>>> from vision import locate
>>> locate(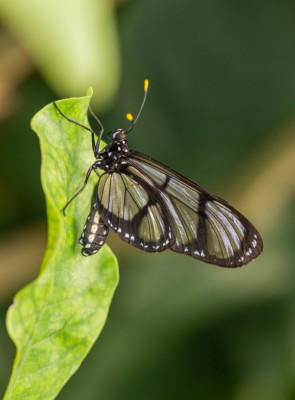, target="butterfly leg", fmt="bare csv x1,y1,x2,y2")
62,163,99,215
79,204,109,256
53,101,97,155
88,105,104,157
